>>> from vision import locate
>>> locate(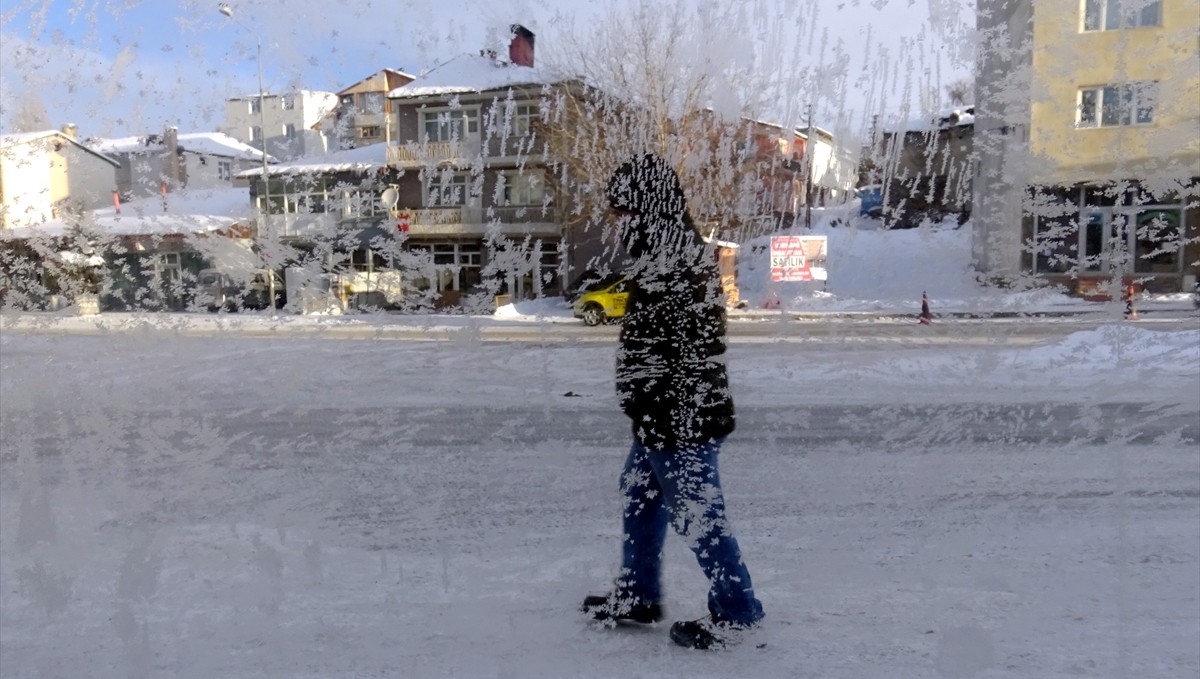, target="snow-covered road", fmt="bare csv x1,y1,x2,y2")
1,328,1197,678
